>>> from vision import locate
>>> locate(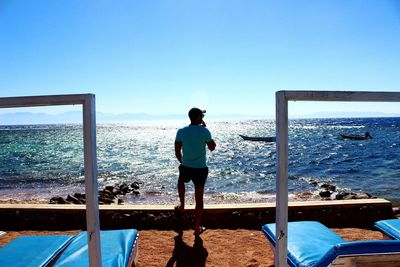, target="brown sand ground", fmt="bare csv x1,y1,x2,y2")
0,227,383,267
